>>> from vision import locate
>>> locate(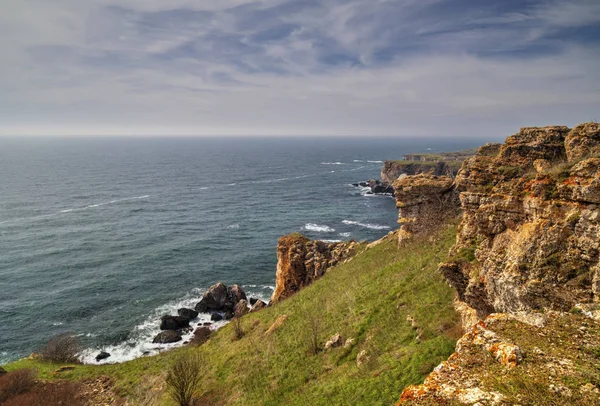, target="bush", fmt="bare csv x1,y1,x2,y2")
2,381,83,406
166,353,204,406
40,333,80,363
305,313,321,355
0,369,36,403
